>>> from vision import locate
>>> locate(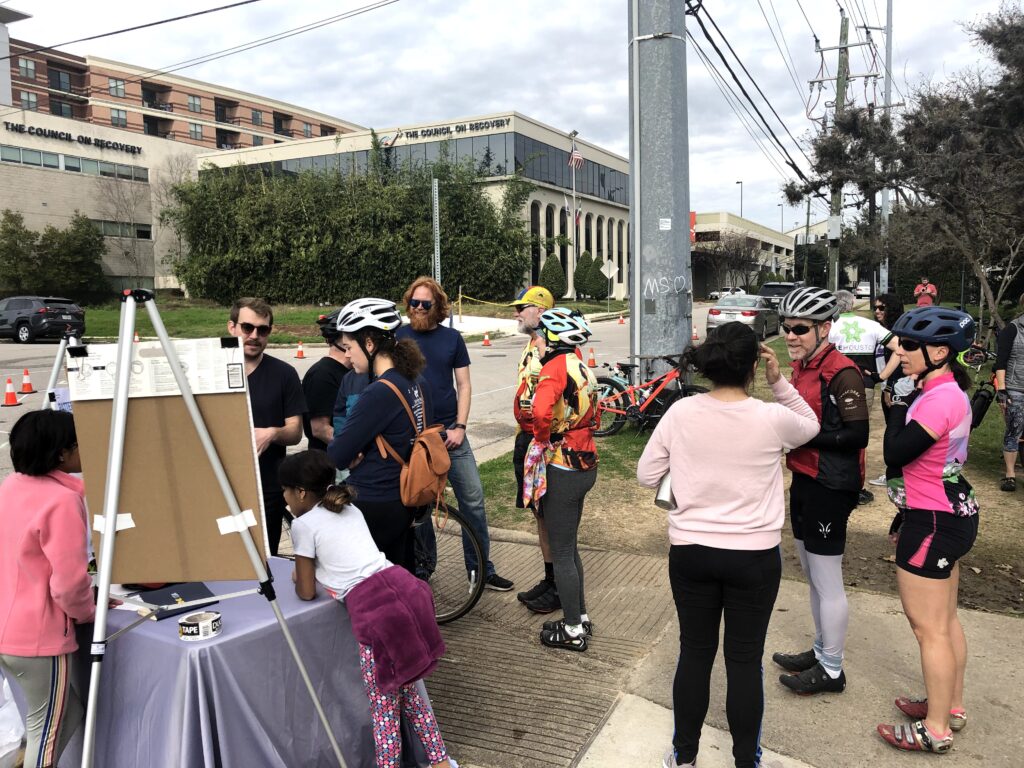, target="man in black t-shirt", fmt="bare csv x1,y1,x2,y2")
302,309,350,452
228,297,306,556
